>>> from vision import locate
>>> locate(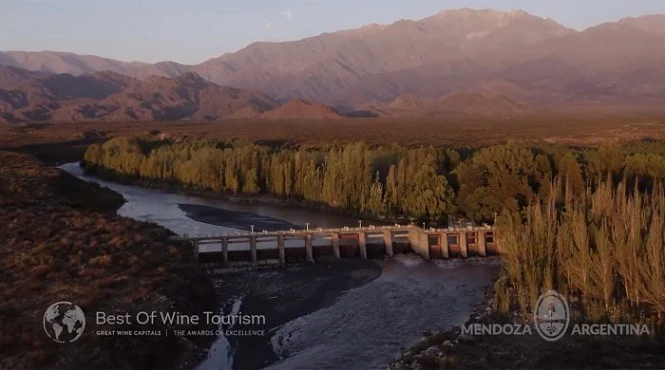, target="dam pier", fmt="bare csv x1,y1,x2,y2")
174,225,498,269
